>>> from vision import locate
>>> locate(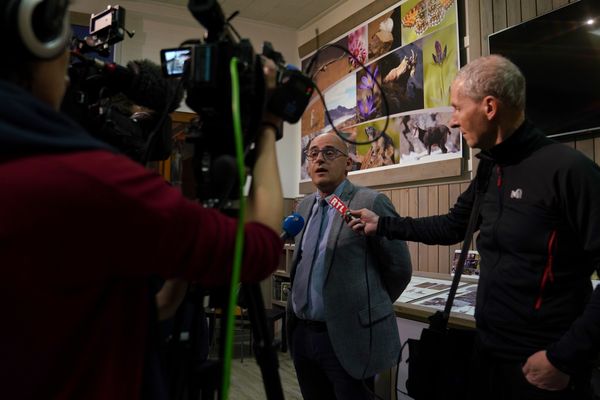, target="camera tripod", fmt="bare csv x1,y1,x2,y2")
165,283,285,400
